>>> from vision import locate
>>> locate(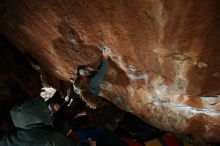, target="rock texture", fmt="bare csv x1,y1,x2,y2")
0,0,220,145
